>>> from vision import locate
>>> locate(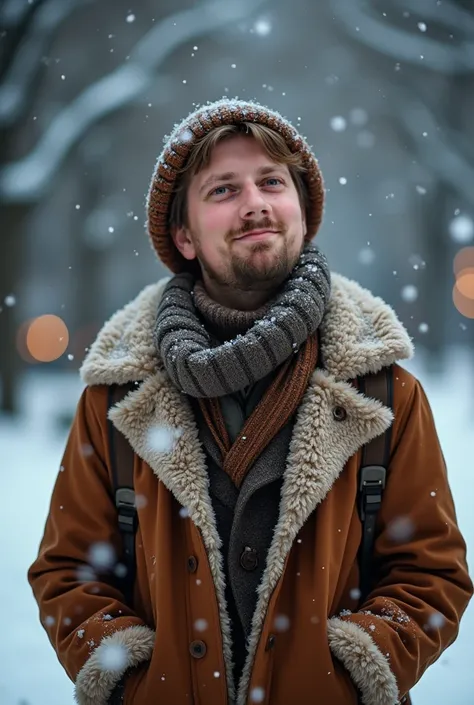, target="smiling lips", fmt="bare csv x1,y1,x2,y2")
236,229,279,242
